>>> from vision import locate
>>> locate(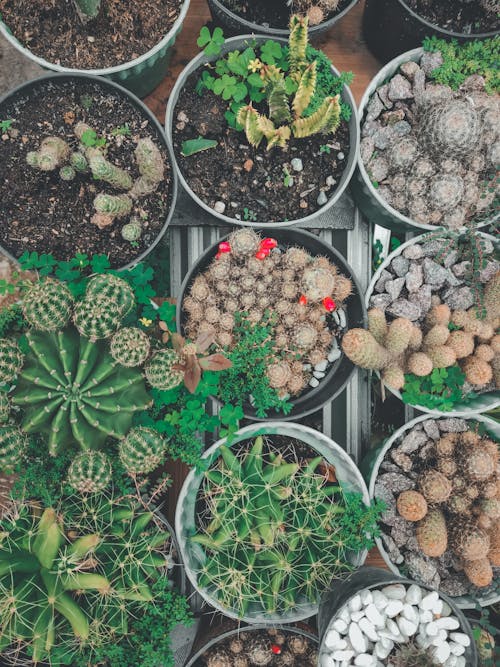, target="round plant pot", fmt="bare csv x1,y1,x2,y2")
0,73,178,272
318,566,478,665
165,35,359,228
158,510,187,597
361,415,500,609
351,47,499,234
176,228,366,421
207,0,360,39
362,0,499,65
365,233,500,415
0,0,191,98
185,623,318,666
175,421,371,624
